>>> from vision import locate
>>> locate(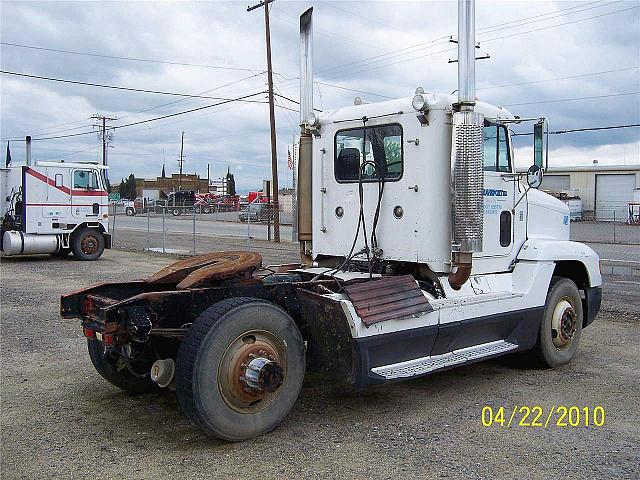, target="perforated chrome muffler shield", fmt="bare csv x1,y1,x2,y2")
451,110,484,253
